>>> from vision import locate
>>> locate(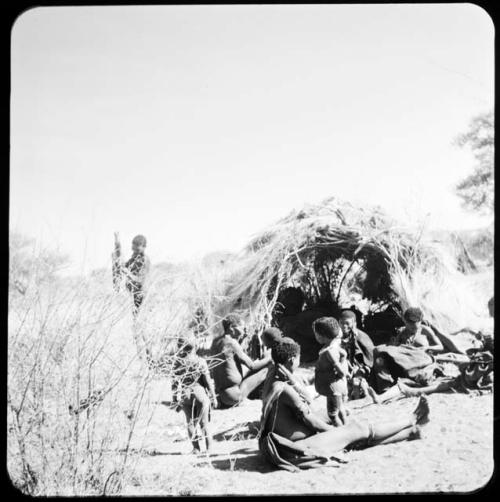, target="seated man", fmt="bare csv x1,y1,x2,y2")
372,307,444,392
338,309,375,399
211,314,273,408
259,338,430,472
